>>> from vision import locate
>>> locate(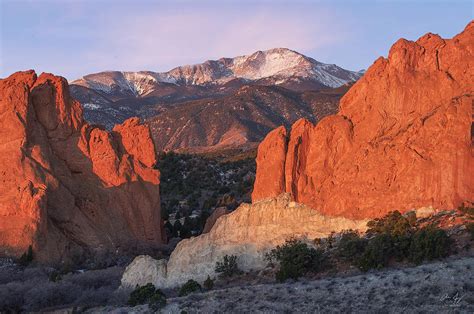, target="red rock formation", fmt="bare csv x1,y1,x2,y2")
252,126,288,201
253,21,474,219
0,71,164,263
